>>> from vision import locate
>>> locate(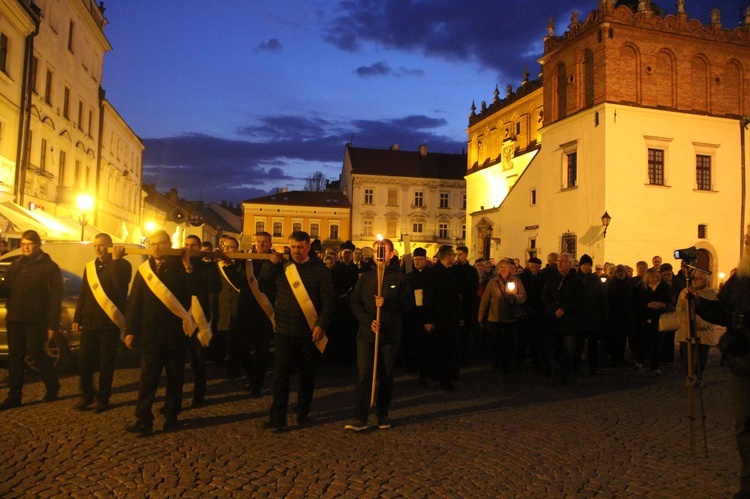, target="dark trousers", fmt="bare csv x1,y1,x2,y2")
637,320,664,371
268,333,320,425
187,334,206,404
575,329,600,373
244,322,273,394
488,321,517,373
78,327,120,403
354,340,398,422
608,323,630,367
729,373,750,494
545,331,577,379
6,322,59,401
135,348,186,424
660,330,676,364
